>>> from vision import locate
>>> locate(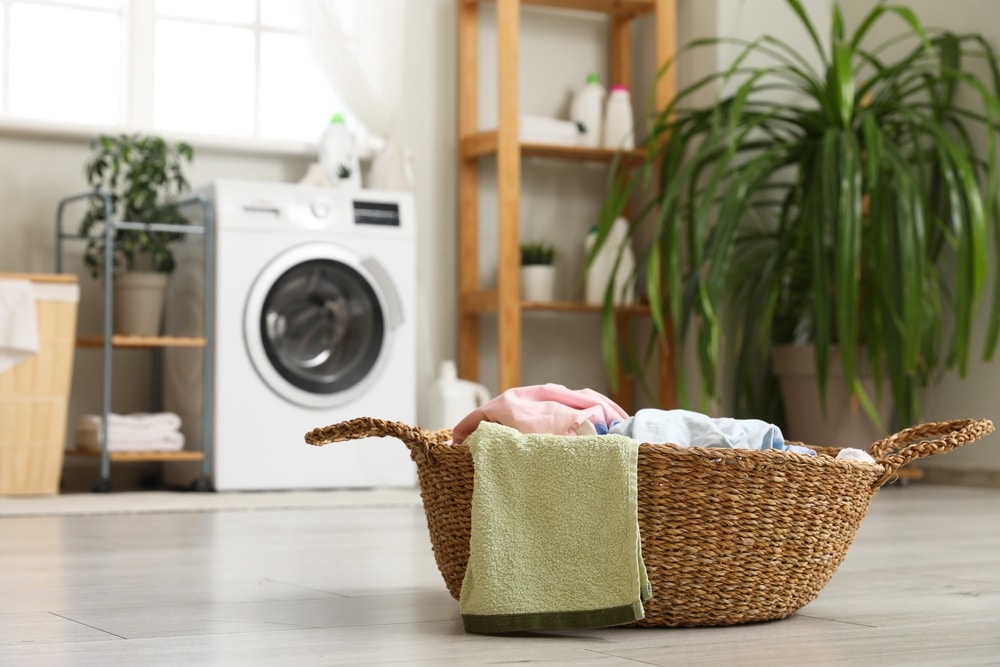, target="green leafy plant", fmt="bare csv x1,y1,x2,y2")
593,0,1000,429
79,134,194,278
520,242,557,266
